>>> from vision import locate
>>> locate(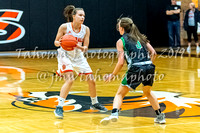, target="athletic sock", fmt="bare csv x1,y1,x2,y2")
155,108,161,115
112,108,119,113
58,97,65,106
91,96,99,105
